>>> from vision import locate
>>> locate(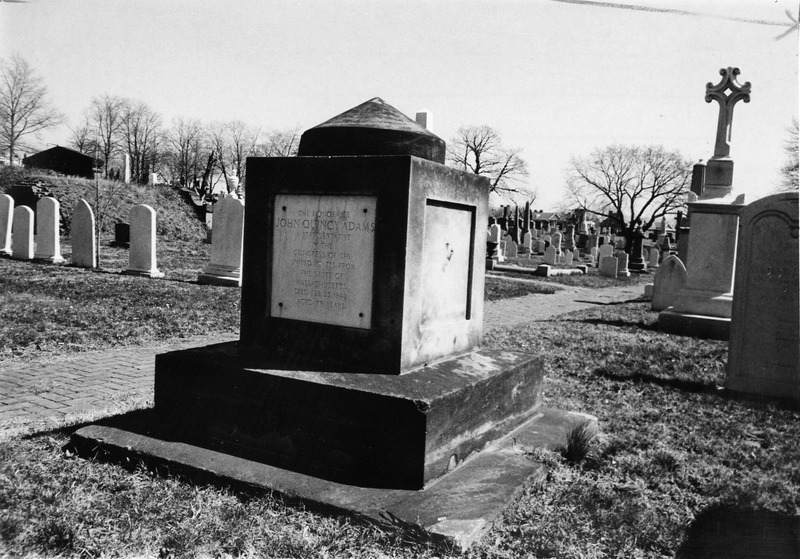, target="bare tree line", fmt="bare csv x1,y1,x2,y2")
69,94,301,195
